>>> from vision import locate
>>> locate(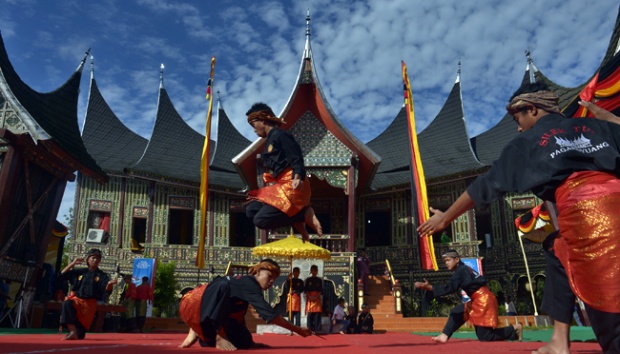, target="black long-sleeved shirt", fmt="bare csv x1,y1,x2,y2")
60,268,110,300
262,127,306,180
226,275,279,323
433,262,486,298
468,113,620,207
304,275,323,293
283,277,305,295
